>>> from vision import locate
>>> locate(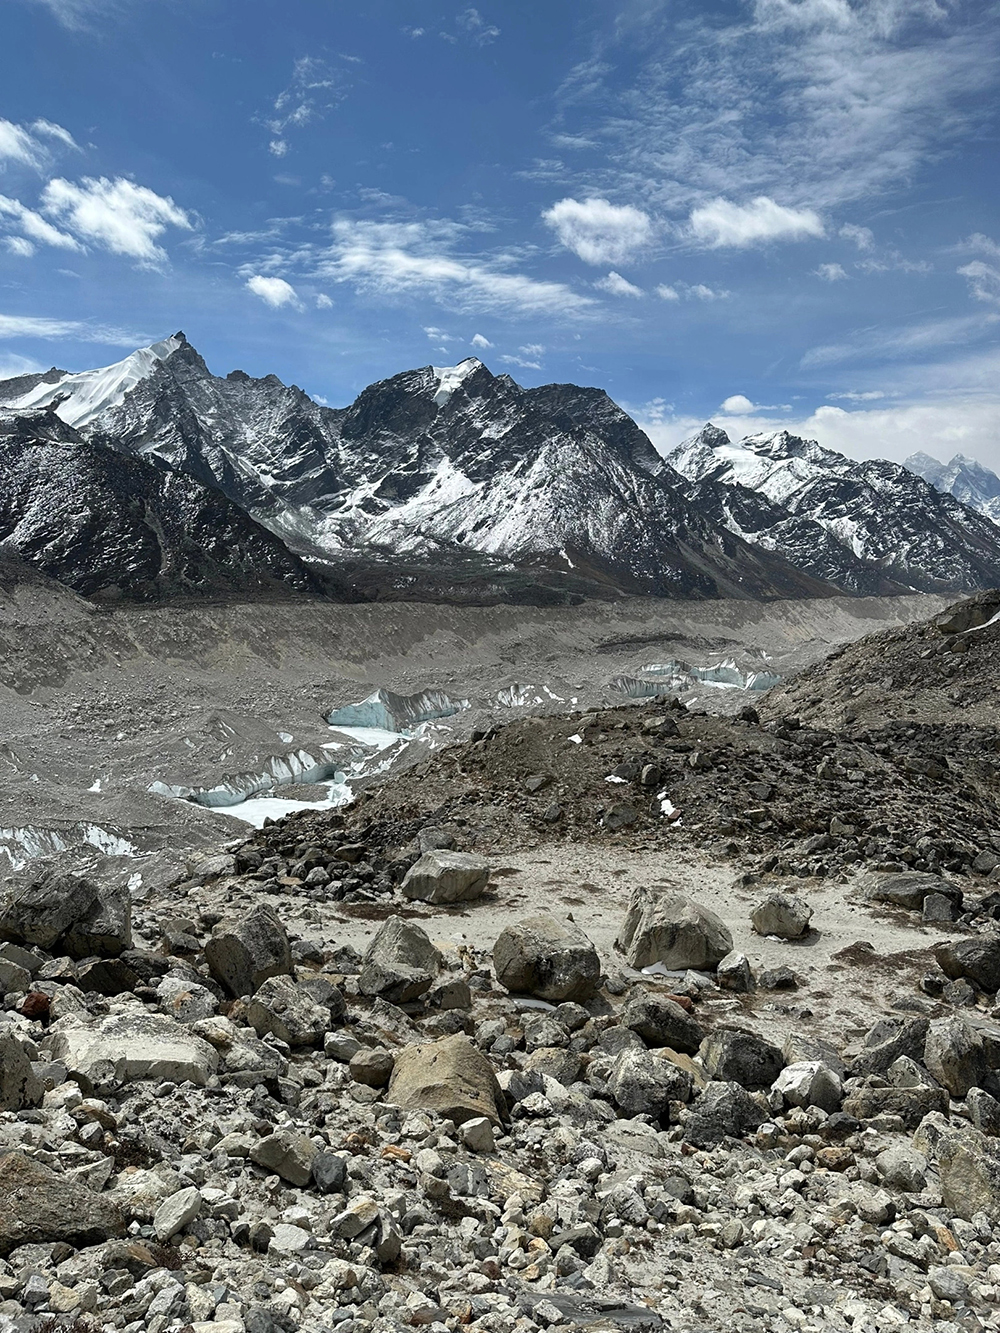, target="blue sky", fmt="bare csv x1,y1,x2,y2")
1,0,999,464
